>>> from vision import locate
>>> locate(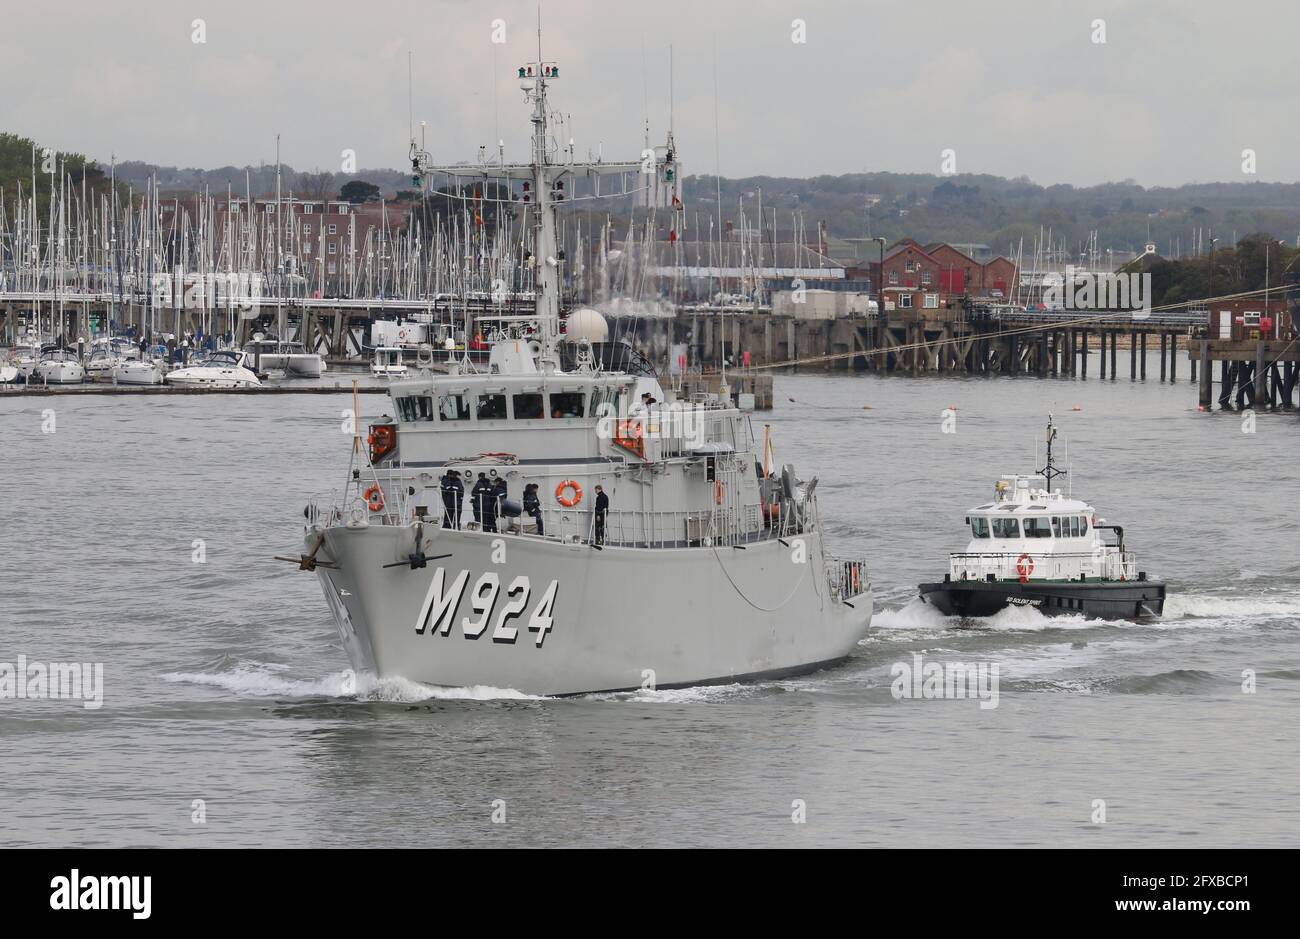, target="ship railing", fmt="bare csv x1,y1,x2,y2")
948,550,1138,582
825,556,870,601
